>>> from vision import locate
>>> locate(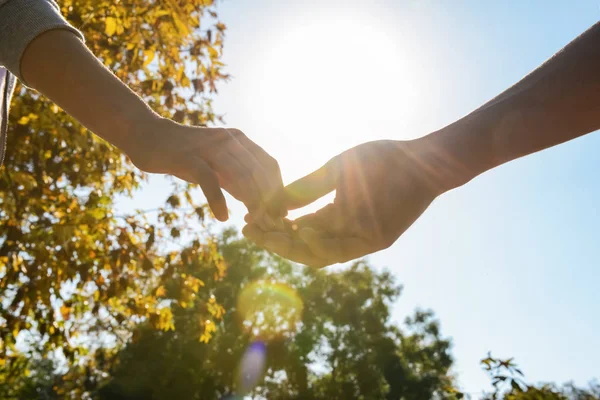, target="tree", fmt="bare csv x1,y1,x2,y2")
95,231,460,400
481,354,599,400
0,0,230,391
